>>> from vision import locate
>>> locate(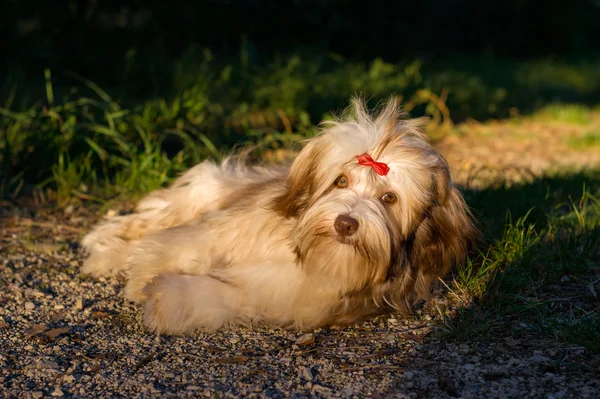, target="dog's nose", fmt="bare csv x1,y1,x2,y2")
334,214,359,237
